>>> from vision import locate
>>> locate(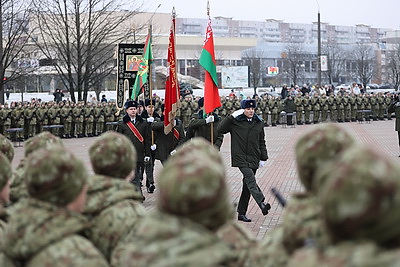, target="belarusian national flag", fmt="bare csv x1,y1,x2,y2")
199,17,221,114
131,31,152,100
164,10,180,134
